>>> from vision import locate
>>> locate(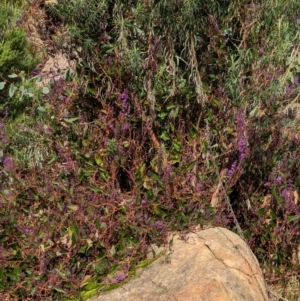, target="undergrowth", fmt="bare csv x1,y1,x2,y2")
1,0,300,300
